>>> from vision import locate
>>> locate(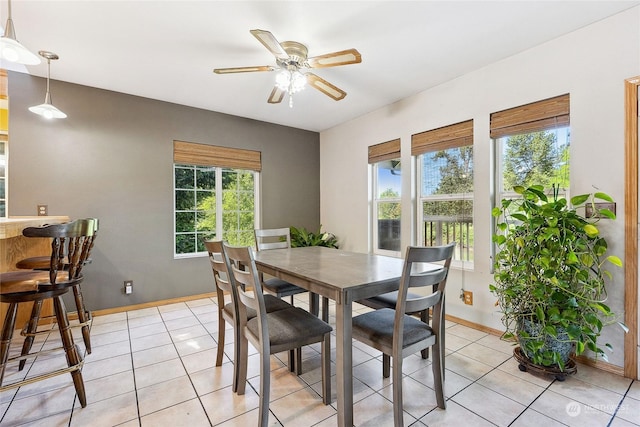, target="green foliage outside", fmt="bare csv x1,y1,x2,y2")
503,131,570,191
377,188,400,220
